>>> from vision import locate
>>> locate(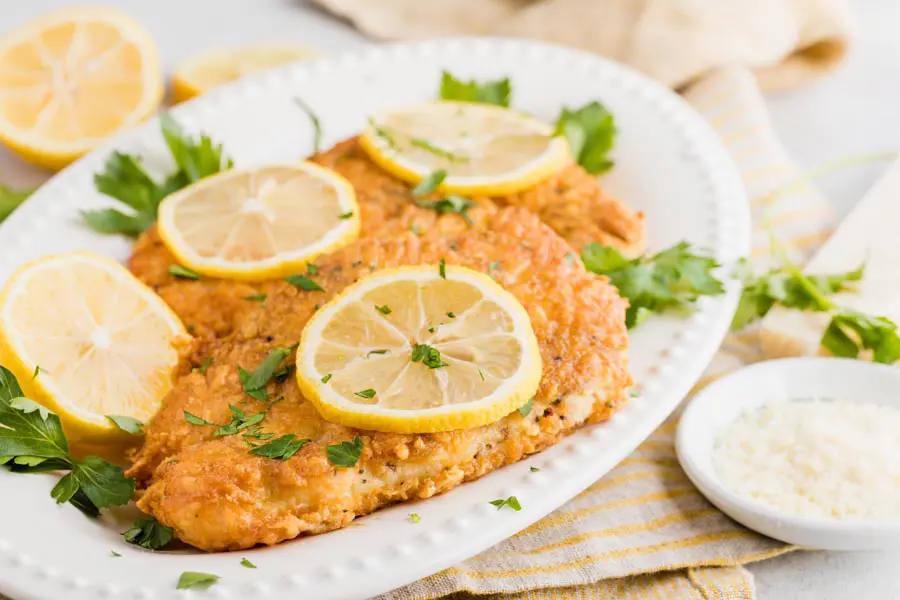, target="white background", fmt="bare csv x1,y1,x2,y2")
0,1,898,598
